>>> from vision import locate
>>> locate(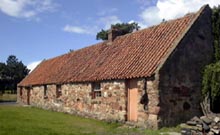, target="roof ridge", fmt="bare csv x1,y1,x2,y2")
108,12,197,41
109,5,210,42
